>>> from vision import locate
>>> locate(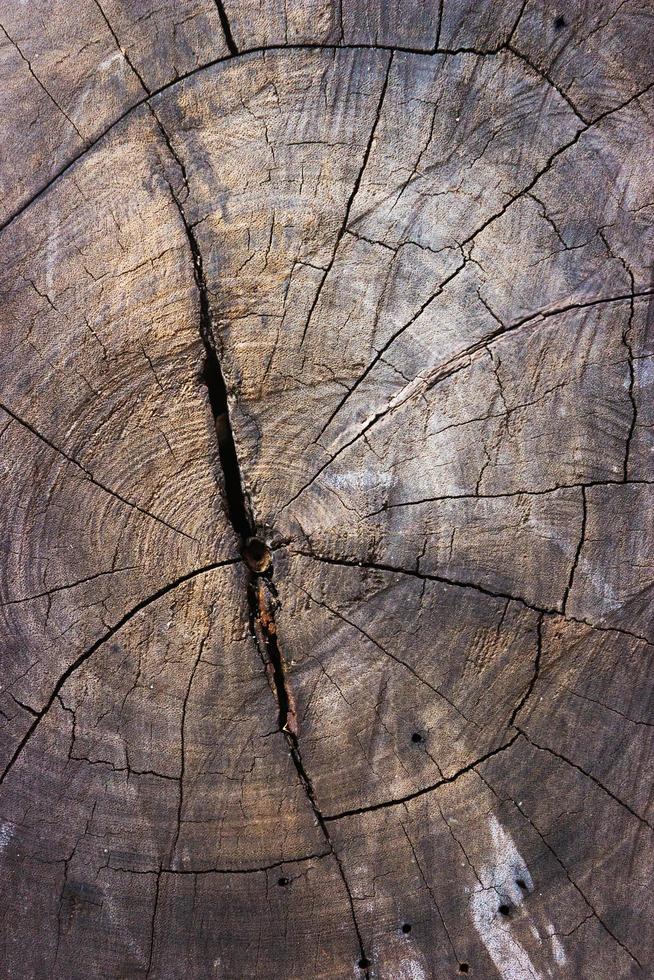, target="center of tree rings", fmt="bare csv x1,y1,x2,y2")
243,536,273,574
